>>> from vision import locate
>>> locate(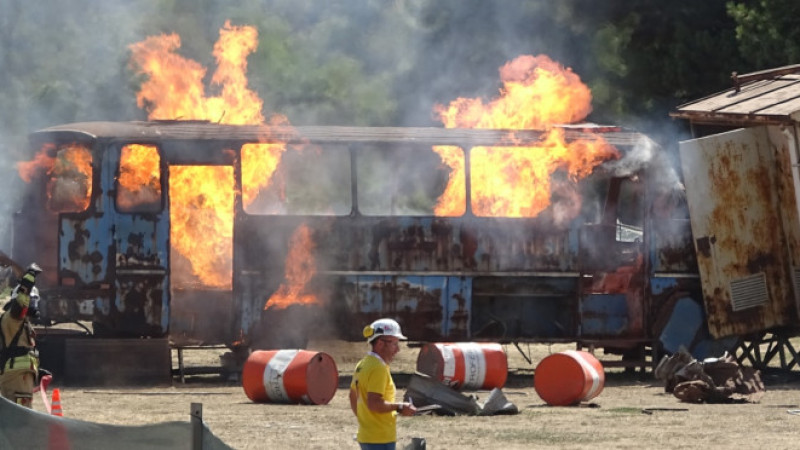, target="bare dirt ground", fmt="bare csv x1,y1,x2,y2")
31,340,800,450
